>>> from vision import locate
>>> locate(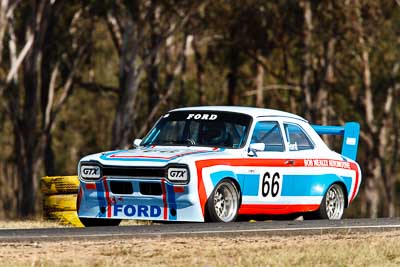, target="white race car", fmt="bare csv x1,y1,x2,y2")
77,106,361,226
